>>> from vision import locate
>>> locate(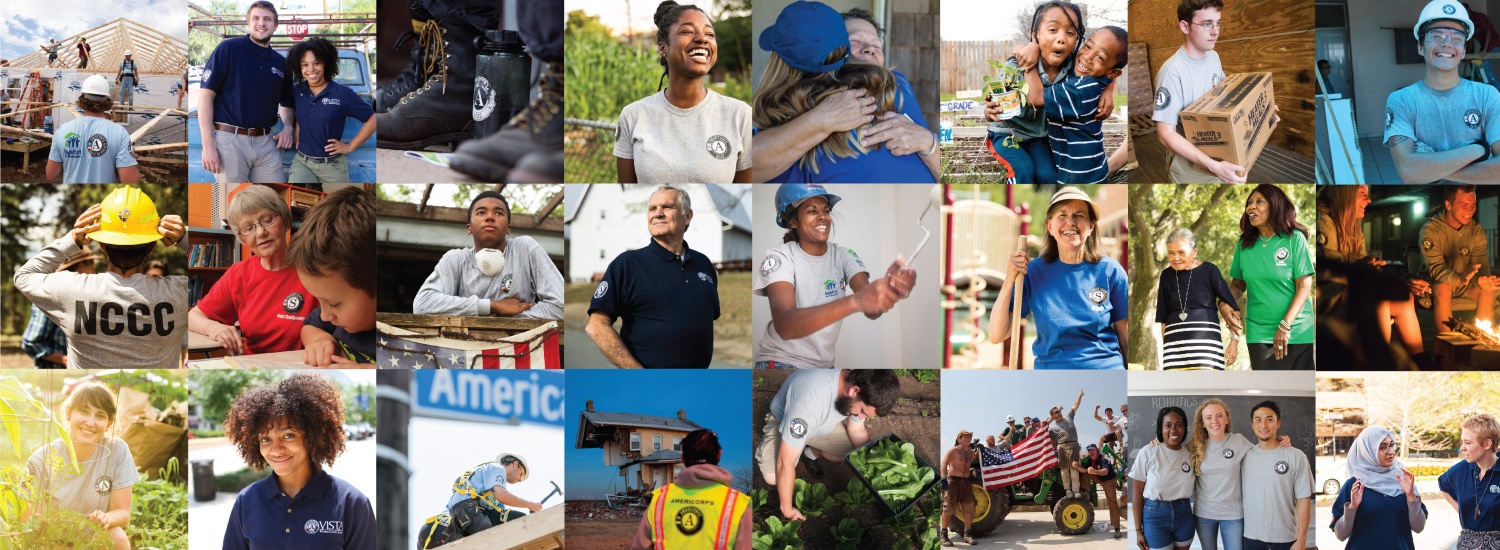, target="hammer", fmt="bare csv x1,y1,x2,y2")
538,480,562,506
